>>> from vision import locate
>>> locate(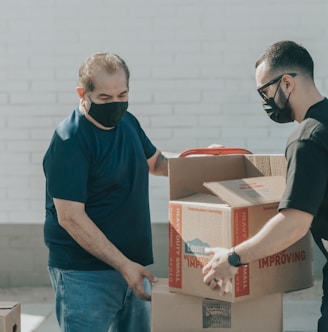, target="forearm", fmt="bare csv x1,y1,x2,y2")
59,209,130,271
236,209,312,264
